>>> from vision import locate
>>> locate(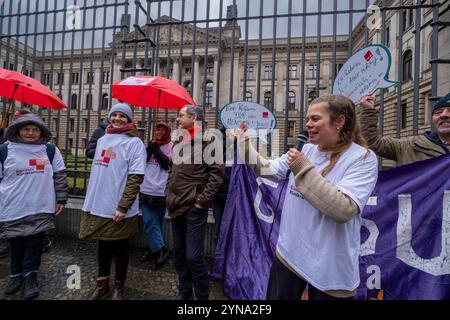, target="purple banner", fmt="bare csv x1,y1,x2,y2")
211,154,450,300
